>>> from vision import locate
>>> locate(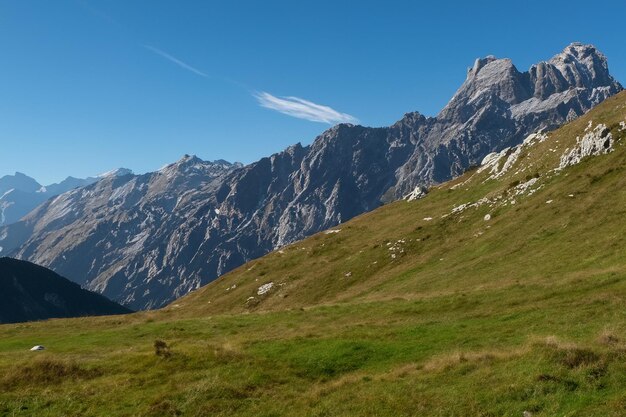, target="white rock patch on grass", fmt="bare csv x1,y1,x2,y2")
404,186,427,201
558,123,613,169
478,132,548,180
257,282,274,295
